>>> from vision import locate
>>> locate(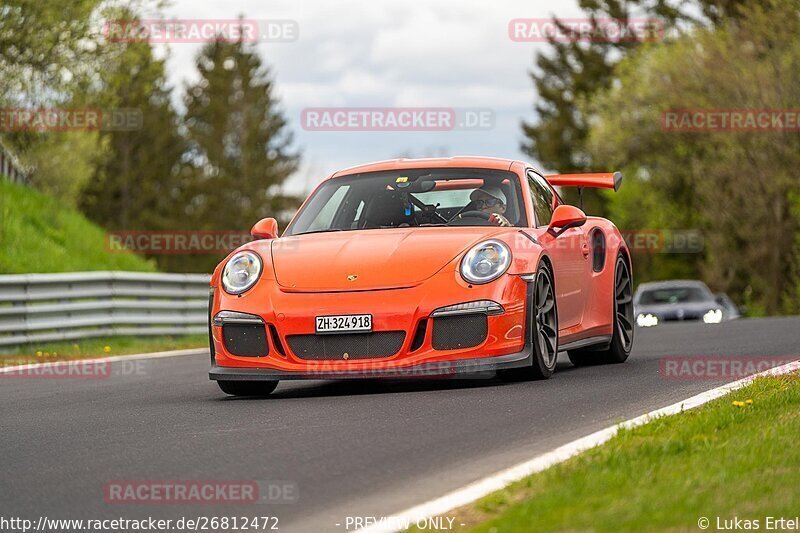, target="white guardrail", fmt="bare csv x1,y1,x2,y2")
0,272,211,349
